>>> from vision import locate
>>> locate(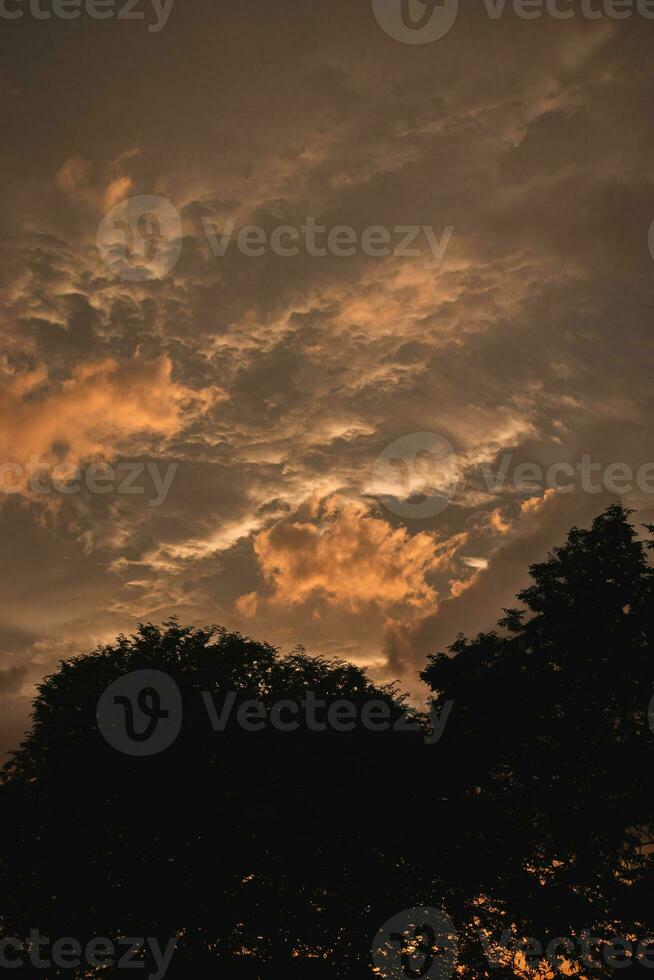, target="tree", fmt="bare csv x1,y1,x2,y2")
422,504,654,976
0,621,434,978
3,505,654,979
